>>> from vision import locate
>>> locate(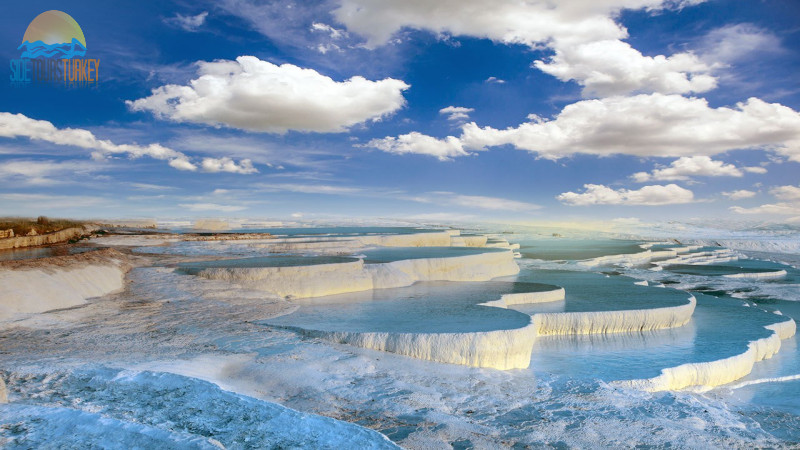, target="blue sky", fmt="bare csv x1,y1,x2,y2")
1,0,800,224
